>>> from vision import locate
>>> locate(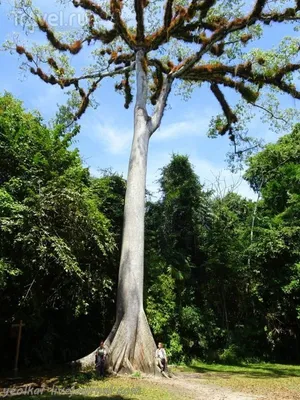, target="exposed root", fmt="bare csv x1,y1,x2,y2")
73,348,96,369
106,310,159,375
76,309,163,376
